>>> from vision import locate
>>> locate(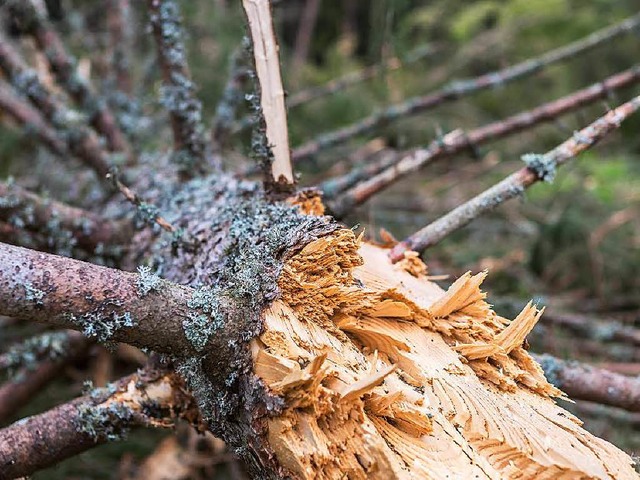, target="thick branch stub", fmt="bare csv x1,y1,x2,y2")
0,242,196,355
242,0,295,191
